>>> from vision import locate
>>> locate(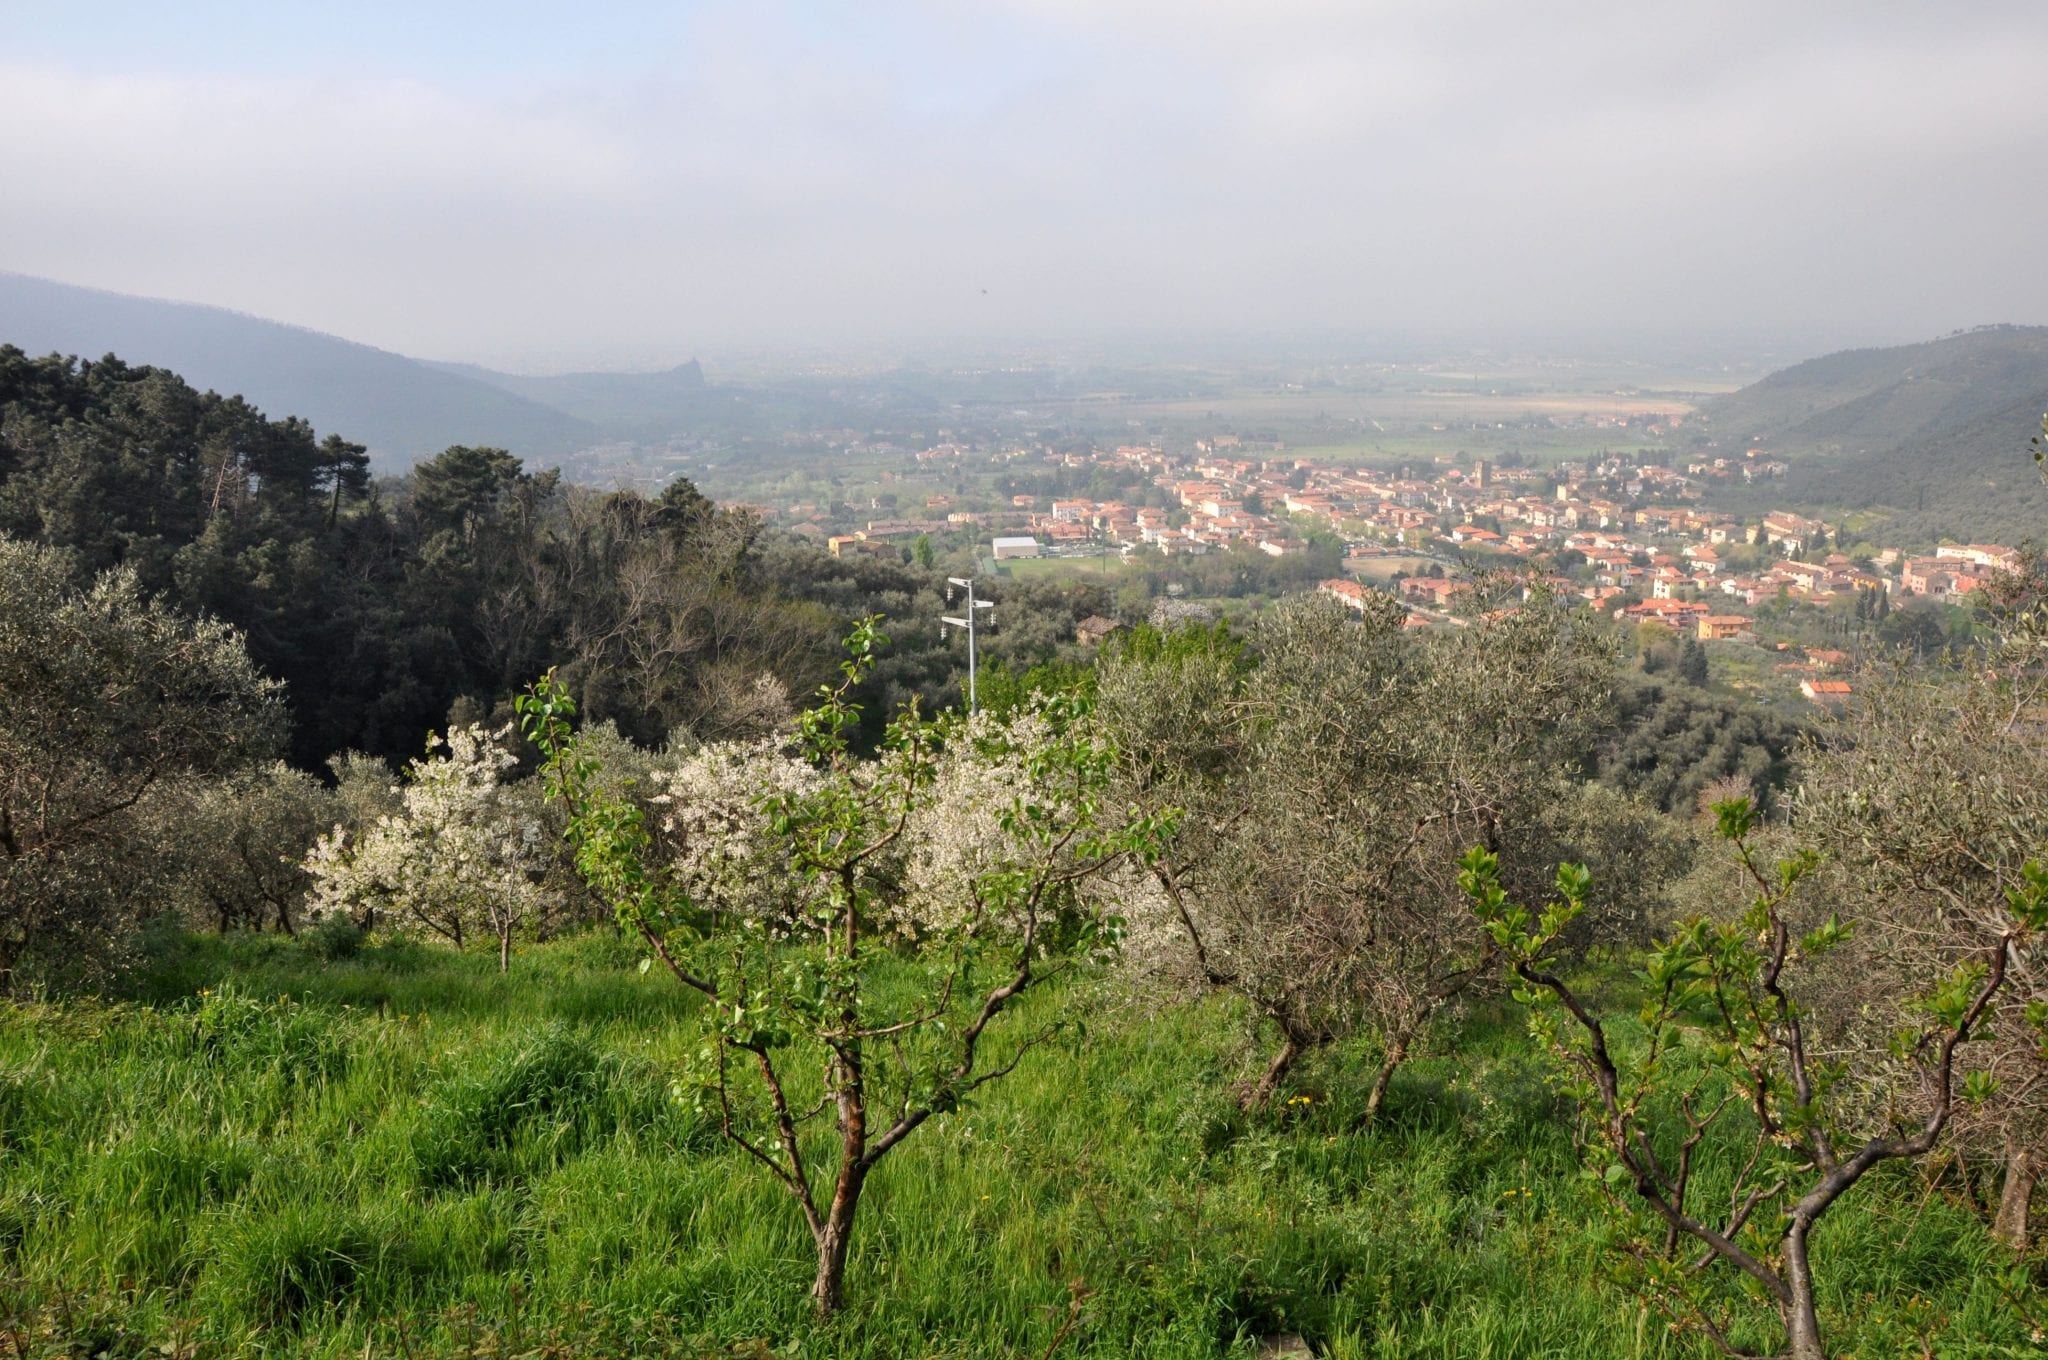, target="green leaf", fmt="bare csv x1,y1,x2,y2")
1711,796,1756,841
2008,861,2048,931
1799,913,1852,957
